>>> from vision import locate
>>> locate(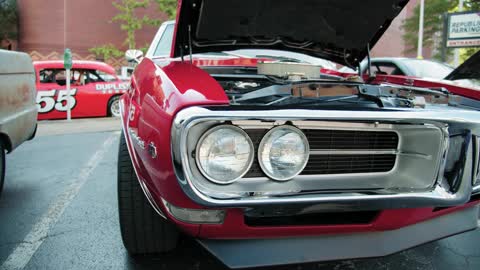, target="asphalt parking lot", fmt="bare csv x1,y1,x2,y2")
0,118,479,270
